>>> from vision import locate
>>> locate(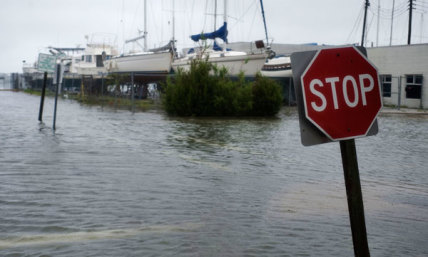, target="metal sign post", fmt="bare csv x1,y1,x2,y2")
37,54,57,122
38,72,48,122
53,63,63,131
